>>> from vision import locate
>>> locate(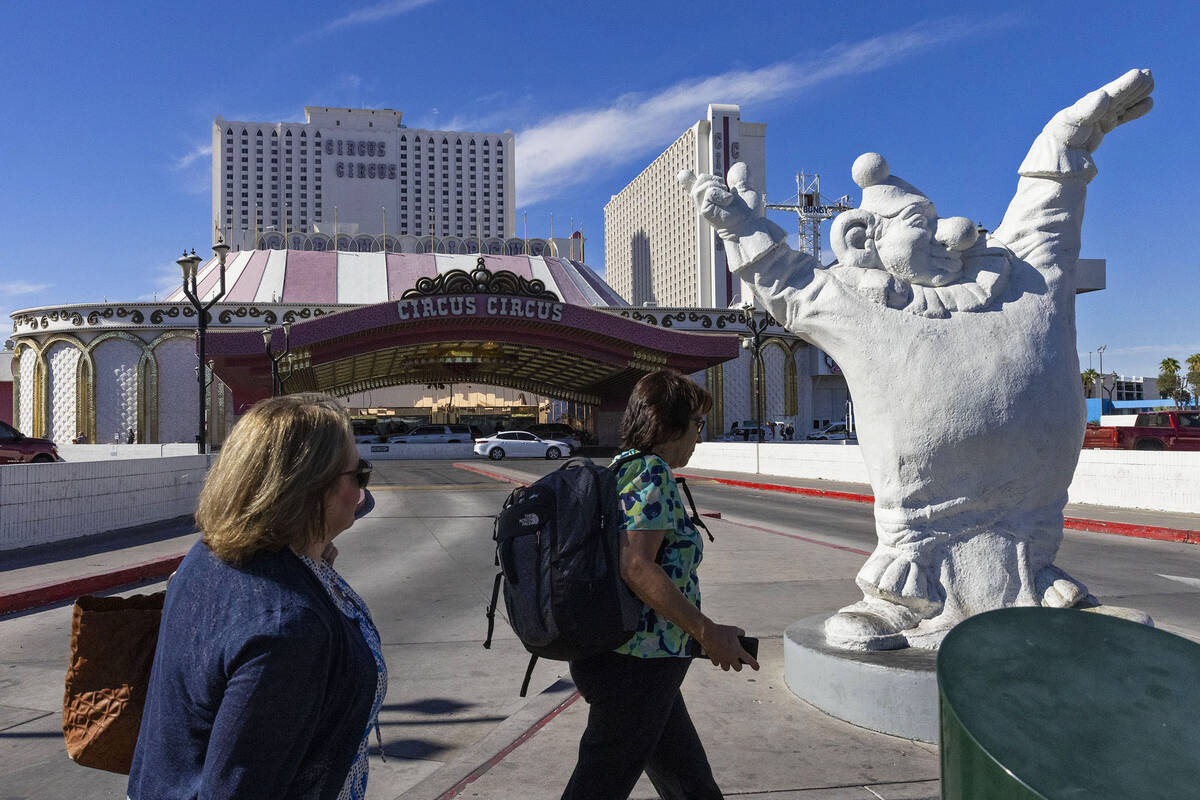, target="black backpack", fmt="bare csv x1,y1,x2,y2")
483,453,711,696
